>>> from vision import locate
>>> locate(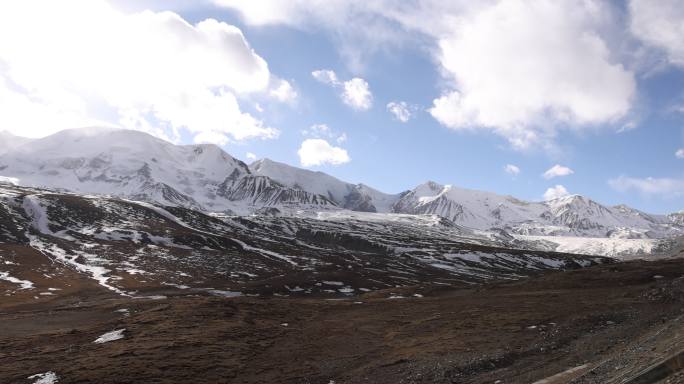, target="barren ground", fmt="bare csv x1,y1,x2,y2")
3,258,684,384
